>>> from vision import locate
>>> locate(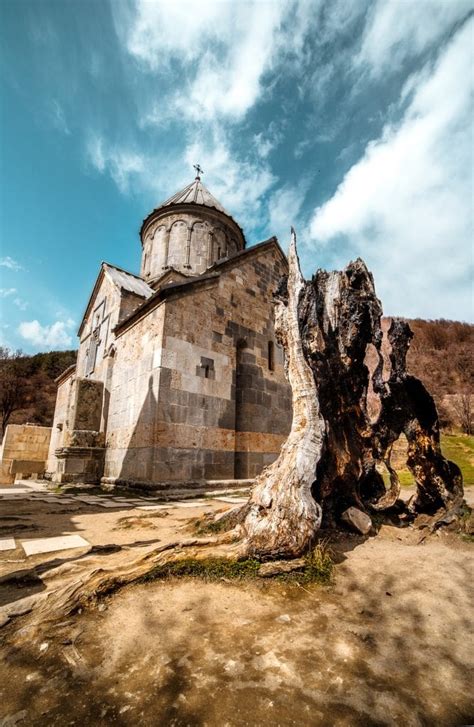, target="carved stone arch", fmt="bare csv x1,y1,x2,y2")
149,224,167,273
190,219,210,270
213,226,227,263
167,219,188,269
